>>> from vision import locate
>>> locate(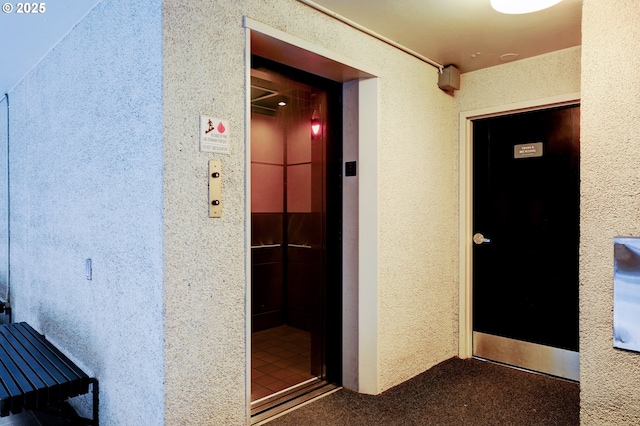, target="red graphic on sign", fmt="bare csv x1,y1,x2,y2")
217,122,226,134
